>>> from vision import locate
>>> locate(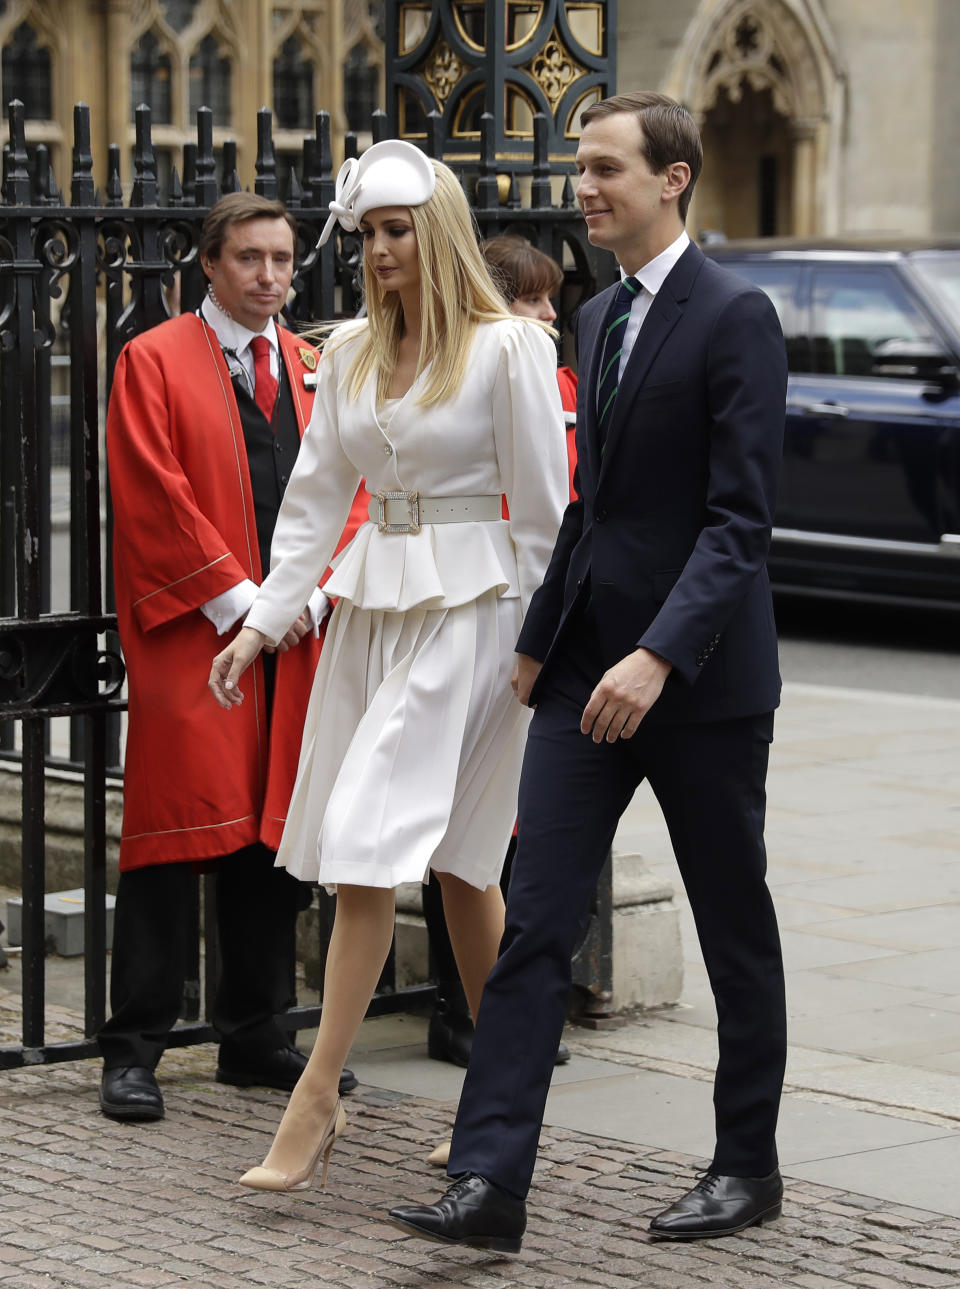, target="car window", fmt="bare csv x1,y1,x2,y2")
811,269,936,377
720,262,807,372
910,253,960,332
